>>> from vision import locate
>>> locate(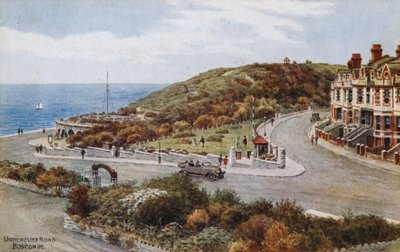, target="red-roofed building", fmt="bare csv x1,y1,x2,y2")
252,135,269,158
